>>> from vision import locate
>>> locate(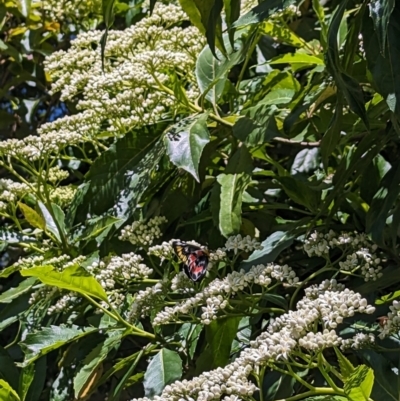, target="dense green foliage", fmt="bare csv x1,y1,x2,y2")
1,0,400,400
